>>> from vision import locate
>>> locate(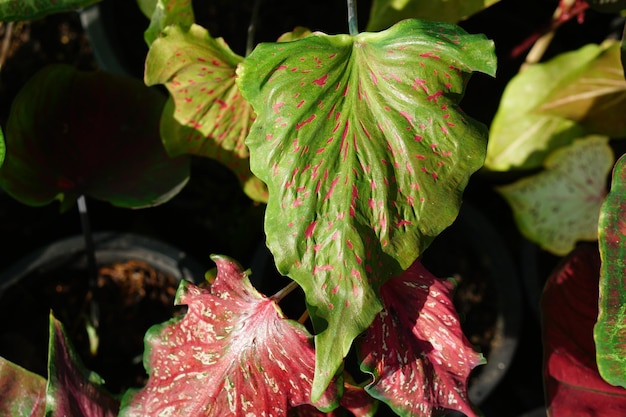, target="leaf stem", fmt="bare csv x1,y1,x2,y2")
272,280,300,302
347,0,358,36
246,0,263,56
77,195,100,329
